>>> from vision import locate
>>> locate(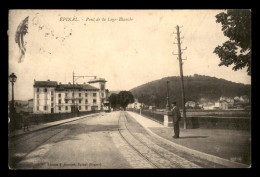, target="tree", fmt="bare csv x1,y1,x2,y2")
109,93,119,109
214,10,251,75
117,91,134,110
